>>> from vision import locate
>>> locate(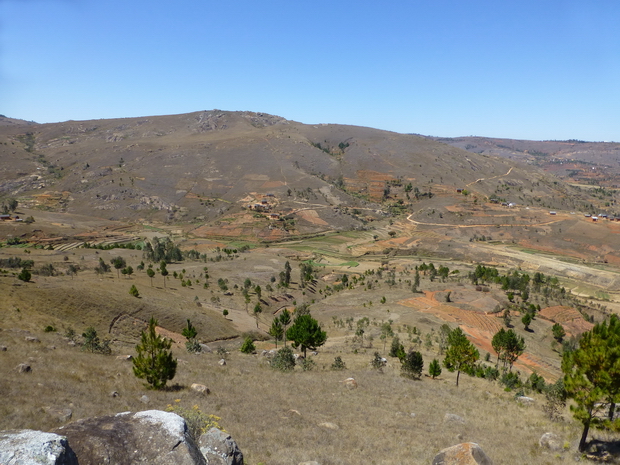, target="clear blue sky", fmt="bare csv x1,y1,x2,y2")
1,0,619,141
